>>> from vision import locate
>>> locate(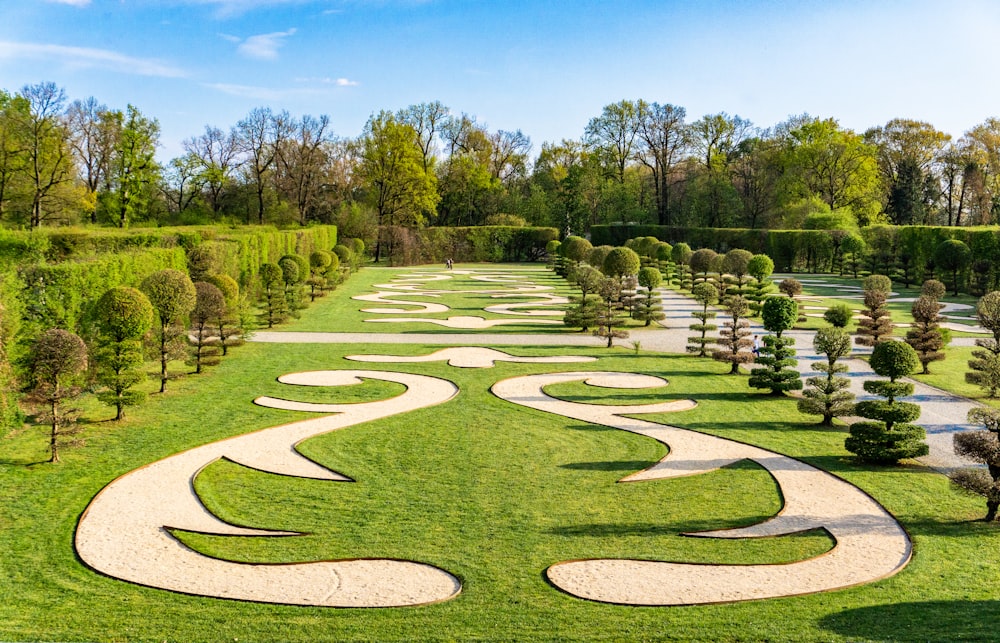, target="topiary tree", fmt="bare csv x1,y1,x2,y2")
841,233,865,278
778,277,802,298
28,329,88,463
654,242,674,282
950,407,1000,521
824,303,854,328
922,279,946,301
749,296,802,395
588,245,614,271
188,282,226,374
564,265,603,331
967,290,1000,397
602,246,641,278
634,267,664,327
333,244,355,272
855,274,894,347
185,244,218,282
721,249,754,299
594,276,628,348
93,286,154,420
279,254,307,316
746,254,775,316
687,281,719,357
935,238,972,296
204,273,244,356
712,295,754,374
845,340,928,464
308,250,333,301
797,327,855,425
671,242,693,290
905,295,946,374
560,235,592,268
689,248,718,286
546,239,561,270
258,262,288,328
141,269,197,393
